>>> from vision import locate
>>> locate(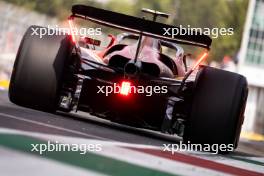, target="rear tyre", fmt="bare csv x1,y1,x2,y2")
9,25,73,112
184,66,248,152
